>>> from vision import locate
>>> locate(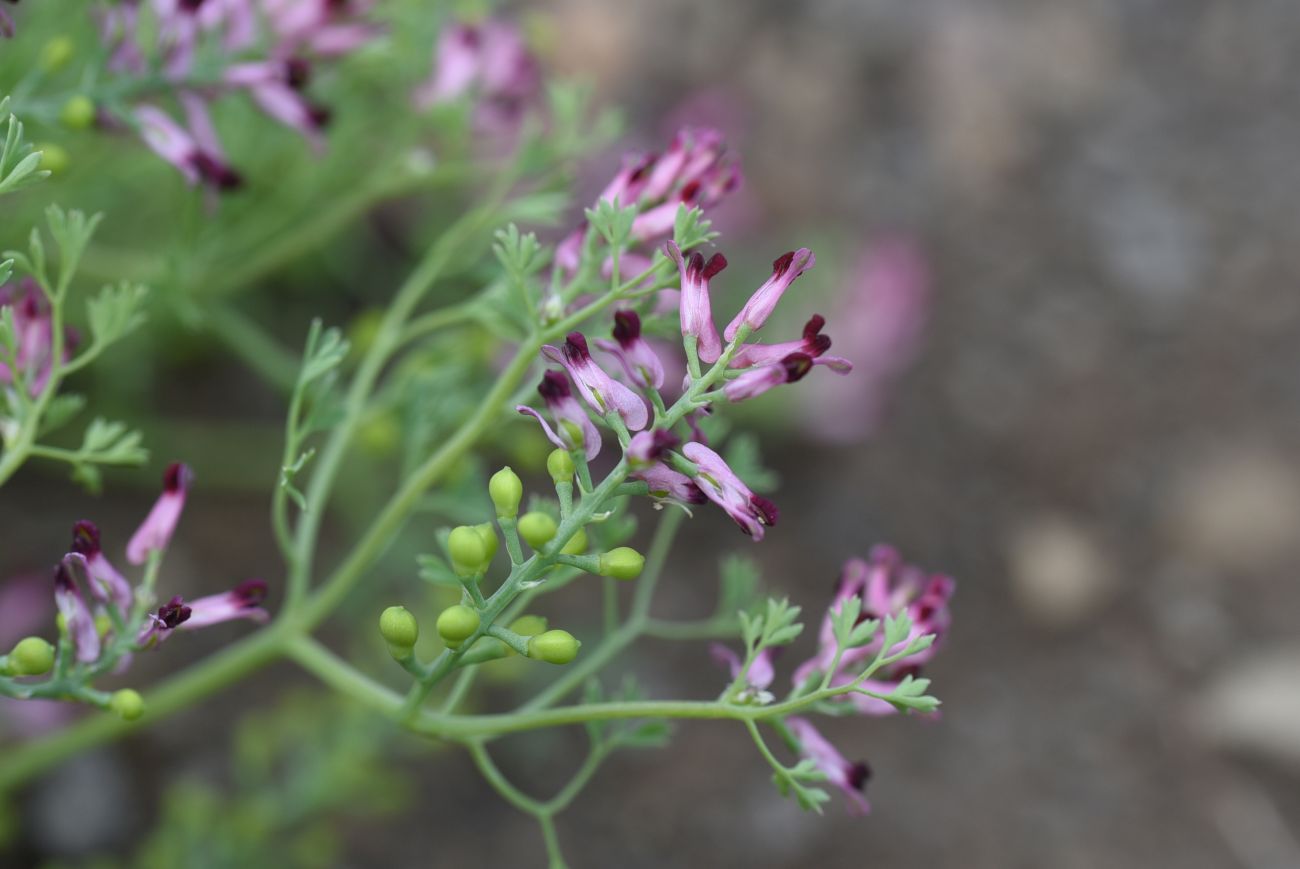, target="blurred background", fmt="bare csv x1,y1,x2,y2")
4,0,1300,867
